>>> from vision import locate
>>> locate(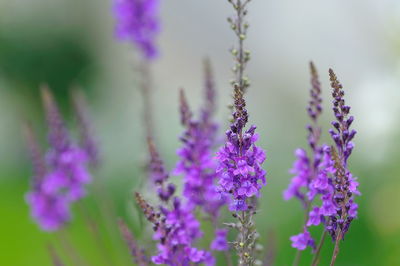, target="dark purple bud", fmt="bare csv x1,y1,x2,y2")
331,121,340,130
346,116,354,128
